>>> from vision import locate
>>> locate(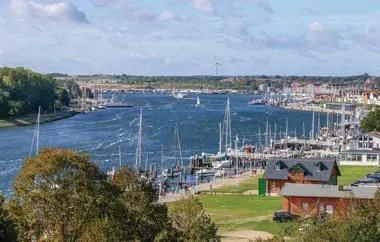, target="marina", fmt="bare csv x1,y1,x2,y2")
0,88,376,197
0,93,328,195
